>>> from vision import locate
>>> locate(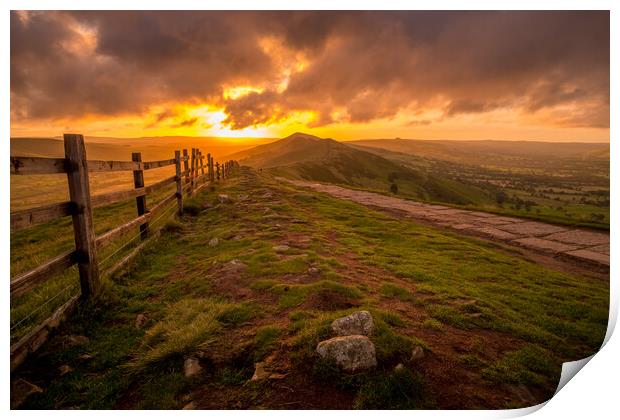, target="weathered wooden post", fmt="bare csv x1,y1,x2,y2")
209,155,214,182
206,153,211,181
216,162,221,181
132,152,149,239
190,148,196,194
175,150,183,216
64,134,100,300
182,148,190,189
199,151,205,177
